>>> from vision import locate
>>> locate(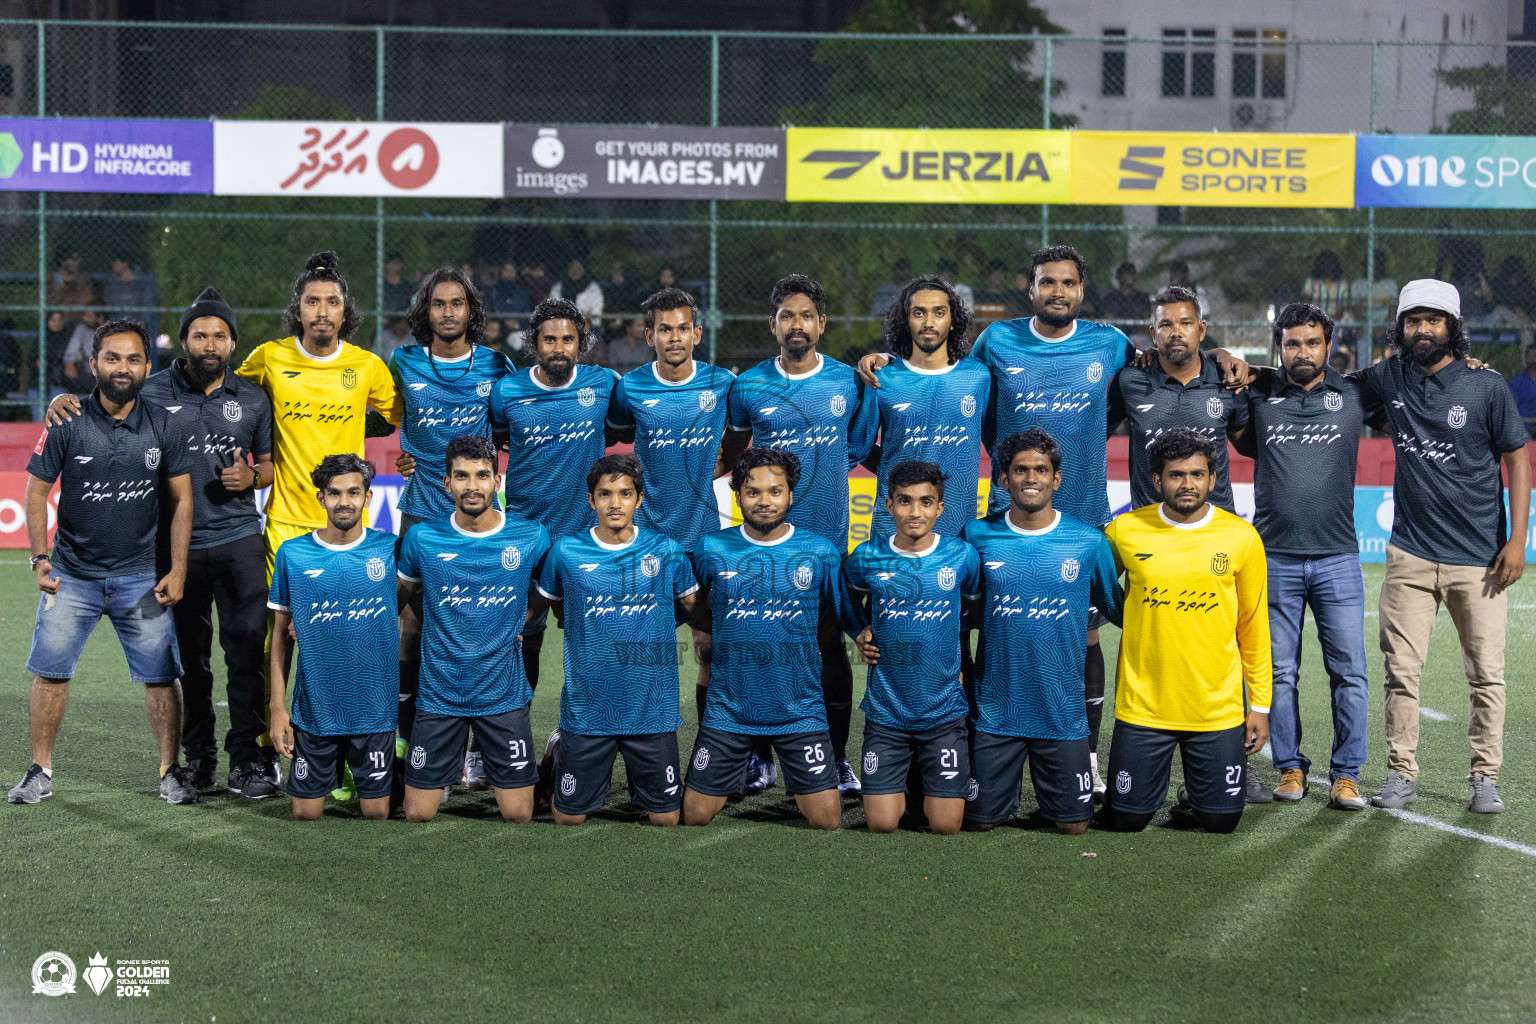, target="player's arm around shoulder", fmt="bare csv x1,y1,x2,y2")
366,349,402,426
